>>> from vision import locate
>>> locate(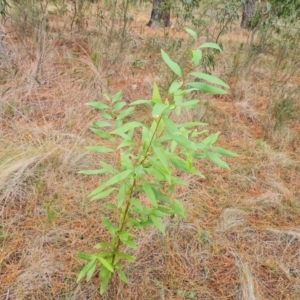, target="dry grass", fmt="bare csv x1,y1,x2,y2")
1,1,300,299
